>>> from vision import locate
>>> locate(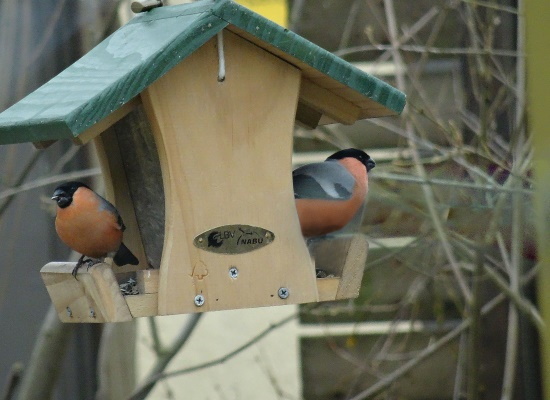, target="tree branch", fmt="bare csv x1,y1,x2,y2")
15,305,73,400
346,266,537,400
128,312,297,400
383,0,472,302
0,168,101,202
128,314,203,400
1,363,23,400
